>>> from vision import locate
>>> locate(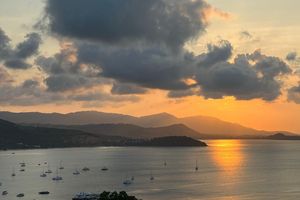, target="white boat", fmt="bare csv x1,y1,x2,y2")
73,169,80,175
